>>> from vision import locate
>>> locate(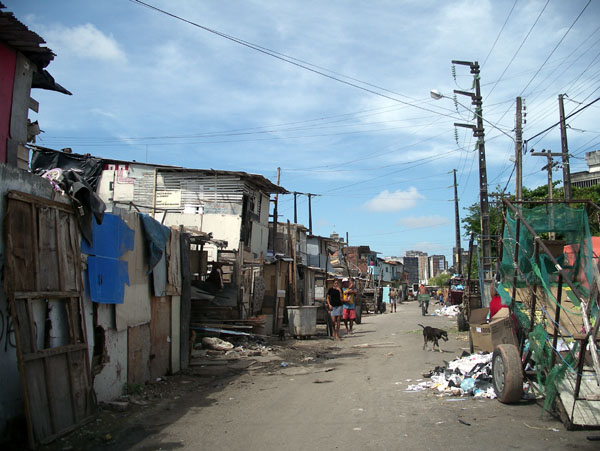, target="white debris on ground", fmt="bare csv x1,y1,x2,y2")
406,352,497,399
433,305,461,317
